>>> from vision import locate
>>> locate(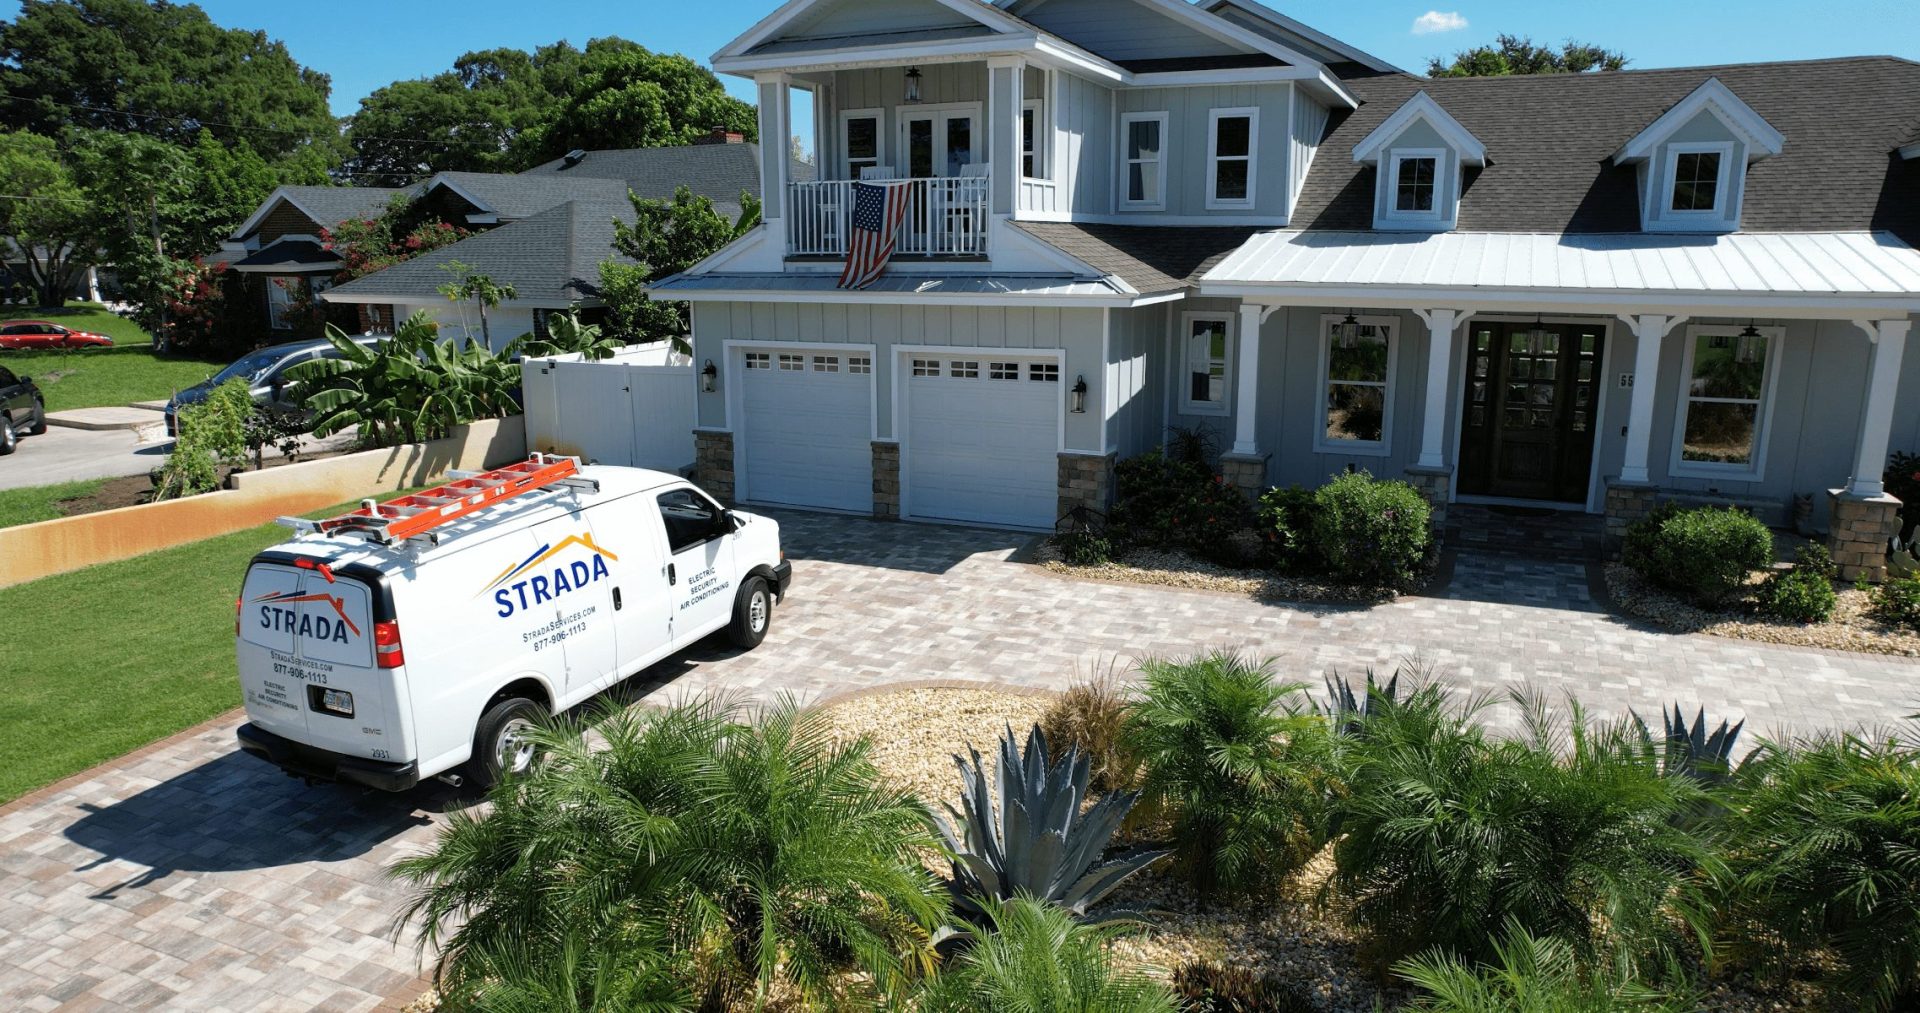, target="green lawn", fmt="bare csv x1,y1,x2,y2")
0,478,106,528
1,302,153,345
0,302,228,412
0,490,418,804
